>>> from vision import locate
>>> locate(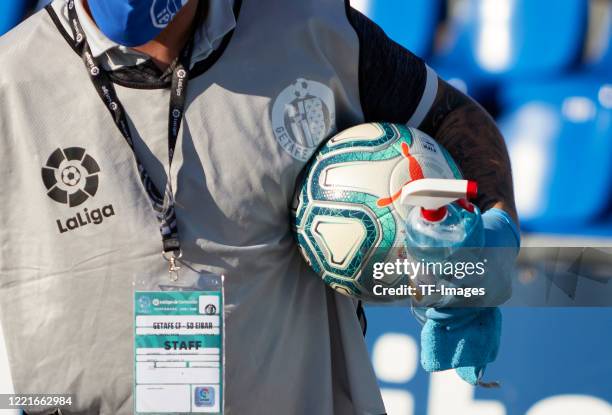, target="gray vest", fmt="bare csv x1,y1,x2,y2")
0,0,385,414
